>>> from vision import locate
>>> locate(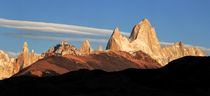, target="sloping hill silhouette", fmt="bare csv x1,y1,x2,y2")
0,56,209,96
